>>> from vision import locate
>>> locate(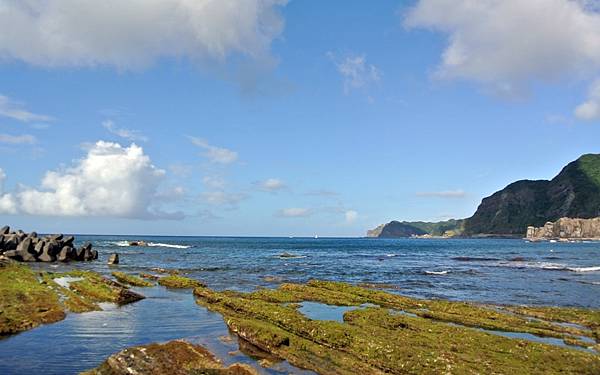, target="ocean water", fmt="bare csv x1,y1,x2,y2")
1,237,599,374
